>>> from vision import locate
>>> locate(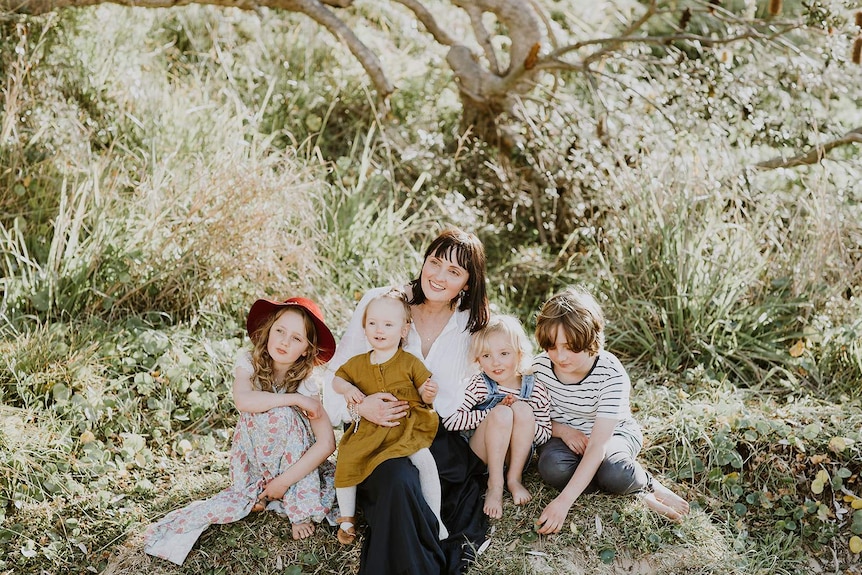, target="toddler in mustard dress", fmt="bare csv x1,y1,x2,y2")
331,288,447,544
